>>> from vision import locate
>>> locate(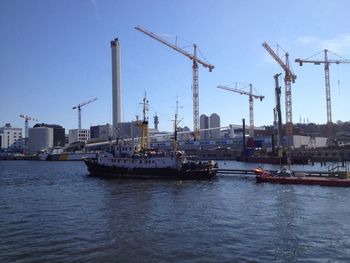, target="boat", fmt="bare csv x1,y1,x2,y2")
38,146,97,161
84,95,217,180
255,166,350,187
